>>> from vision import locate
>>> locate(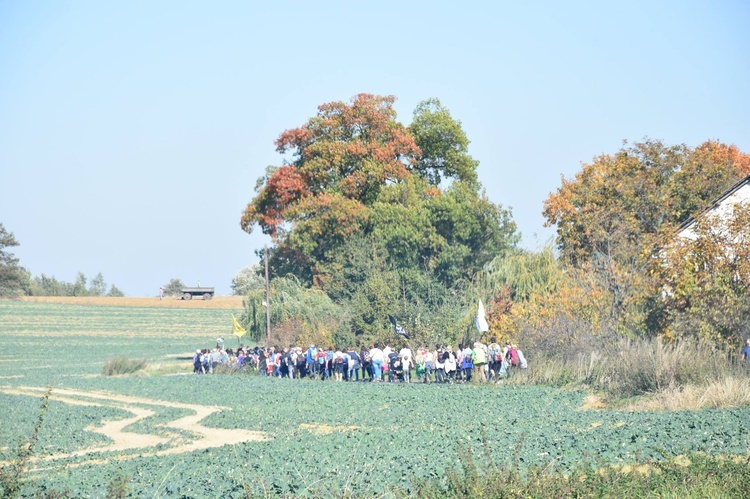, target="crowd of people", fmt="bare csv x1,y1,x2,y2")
192,337,527,383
